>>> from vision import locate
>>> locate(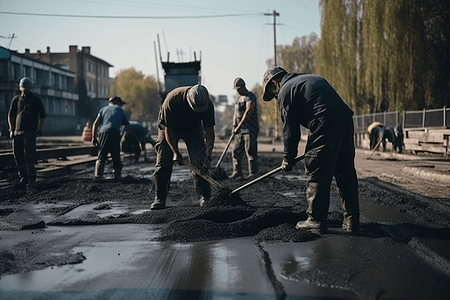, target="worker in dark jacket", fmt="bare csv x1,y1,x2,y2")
262,66,359,233
151,84,215,210
92,96,131,181
7,77,46,189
